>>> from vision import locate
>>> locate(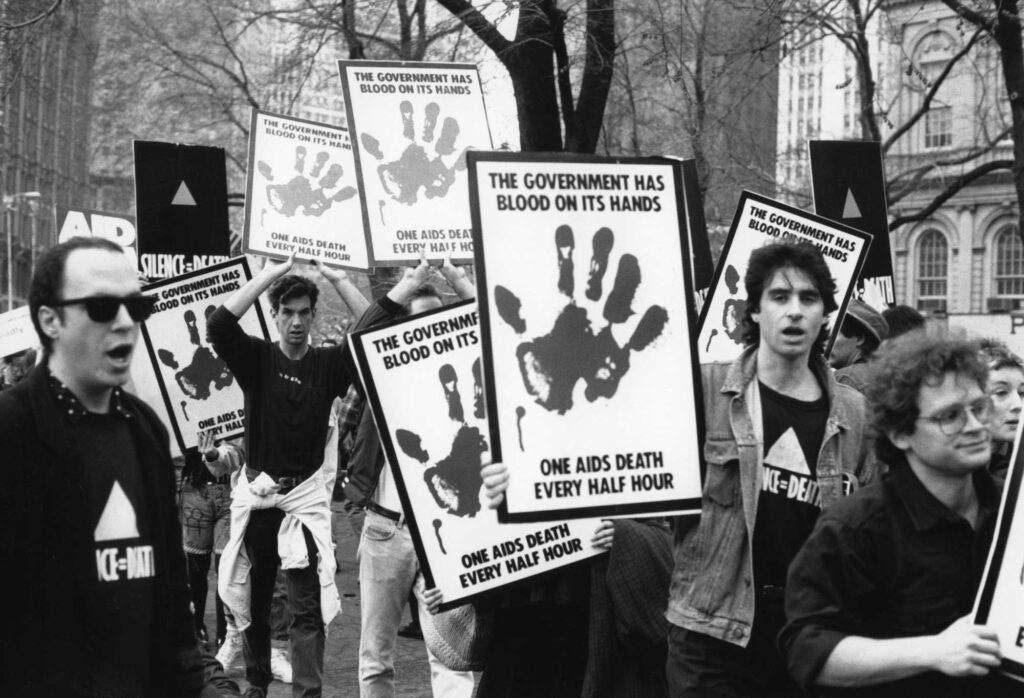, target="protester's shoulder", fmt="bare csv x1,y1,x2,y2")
834,361,871,386
206,305,267,343
207,304,239,326
0,379,32,432
831,375,870,417
700,359,735,385
820,475,891,528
